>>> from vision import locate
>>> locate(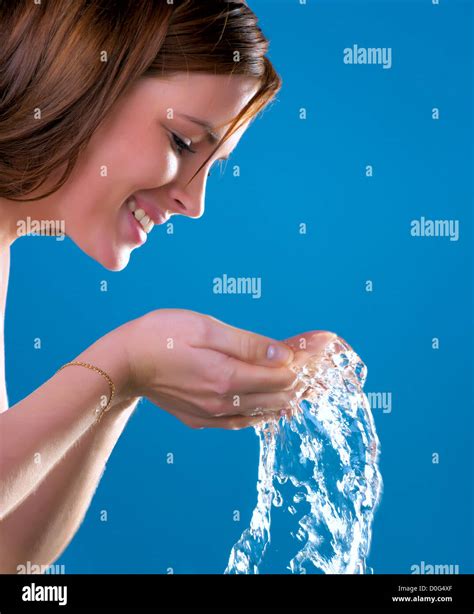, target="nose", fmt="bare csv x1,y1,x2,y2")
169,171,208,220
